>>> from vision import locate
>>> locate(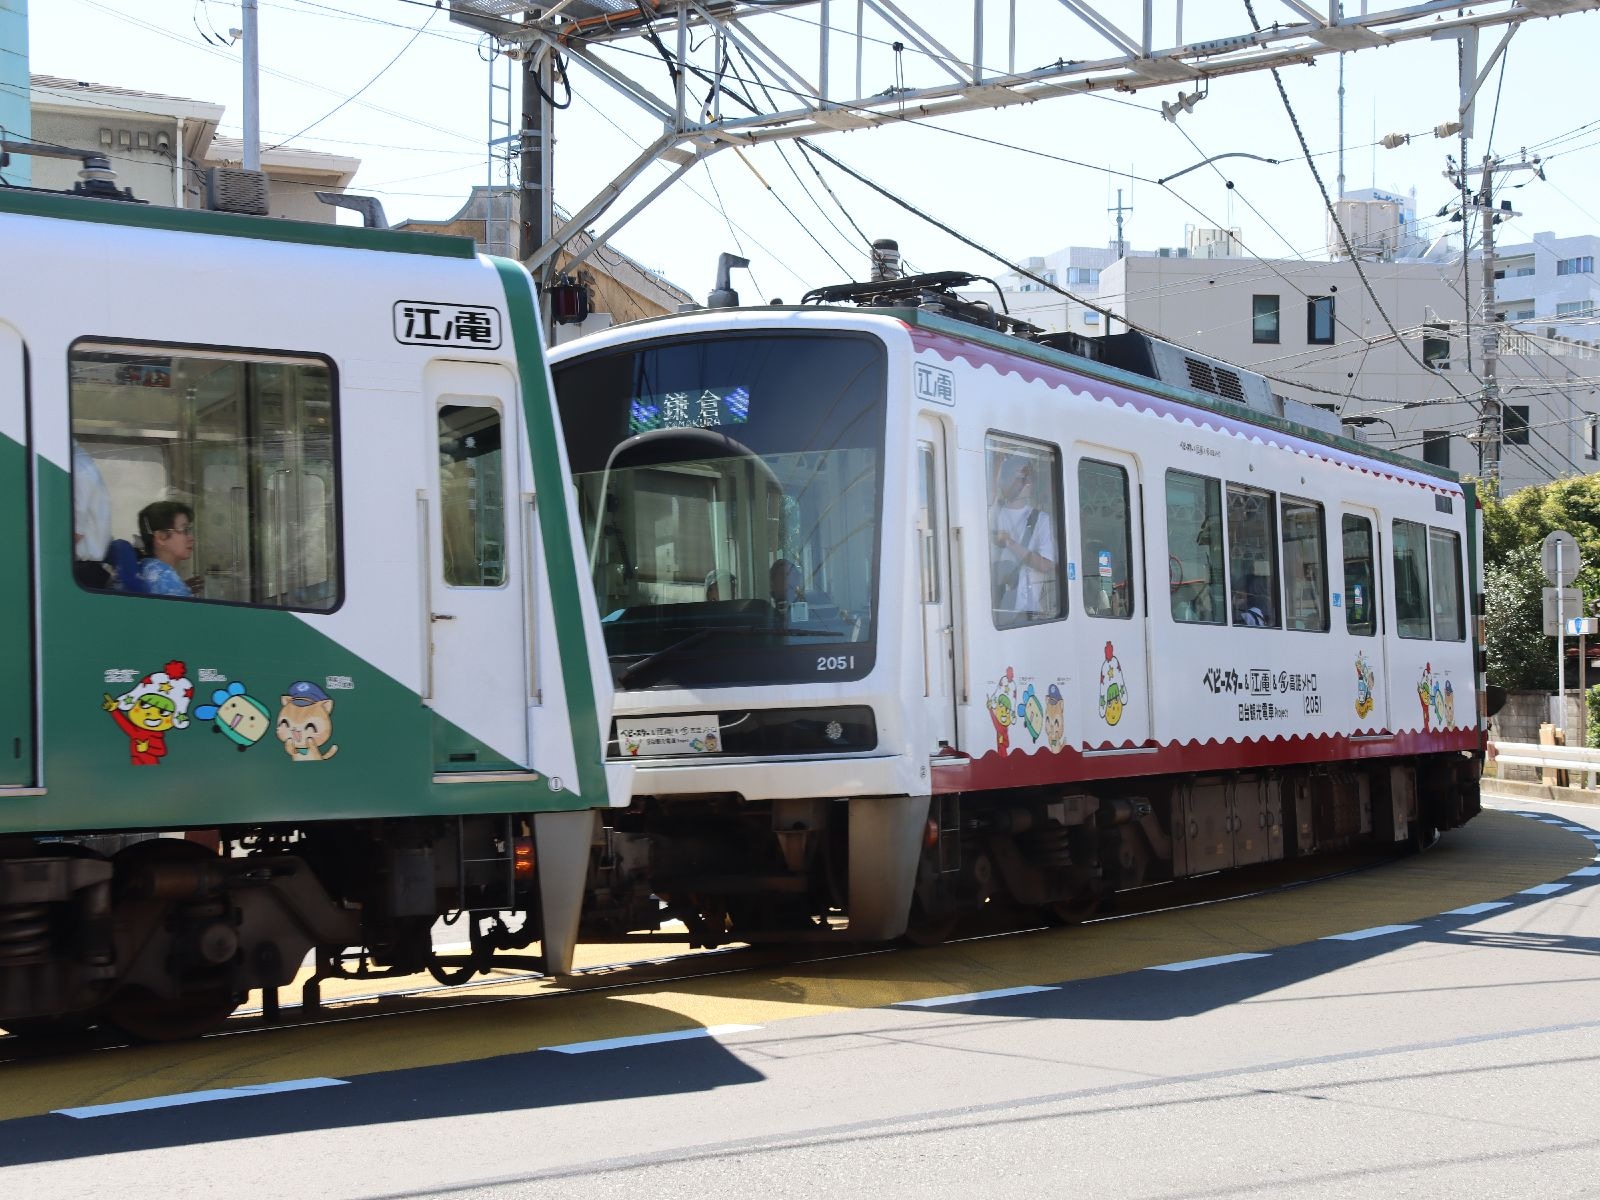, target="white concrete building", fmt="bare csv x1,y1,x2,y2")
1098,253,1599,494
1492,232,1600,343
22,76,357,220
